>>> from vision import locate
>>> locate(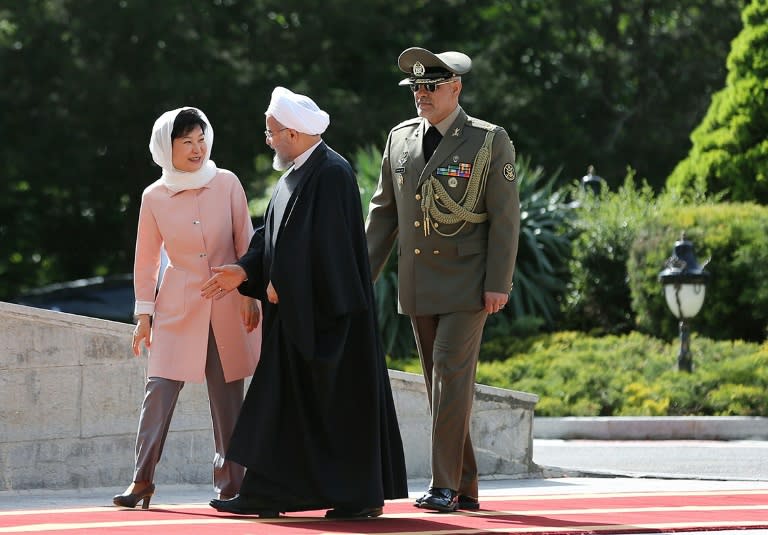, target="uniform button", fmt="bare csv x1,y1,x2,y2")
414,221,421,227
415,194,421,200
433,249,440,255
434,222,439,227
414,248,421,255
